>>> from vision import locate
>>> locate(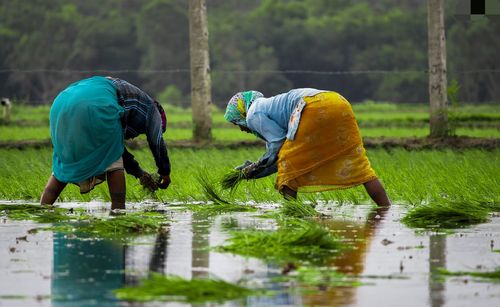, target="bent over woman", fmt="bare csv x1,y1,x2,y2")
224,89,391,207
40,76,171,209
